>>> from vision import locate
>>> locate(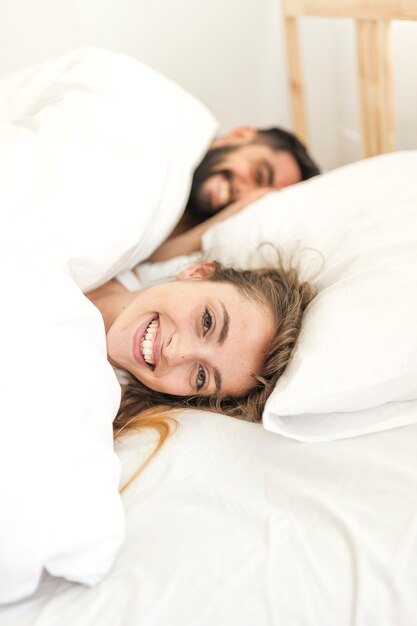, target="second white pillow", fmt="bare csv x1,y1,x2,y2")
201,152,417,439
